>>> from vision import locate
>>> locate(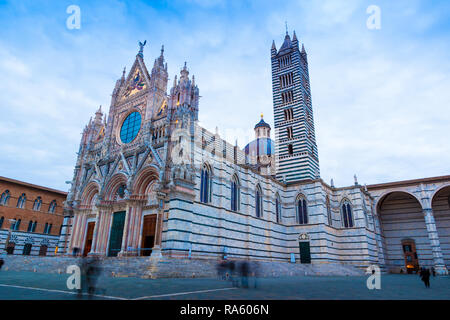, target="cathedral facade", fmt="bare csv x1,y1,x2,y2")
60,33,449,275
